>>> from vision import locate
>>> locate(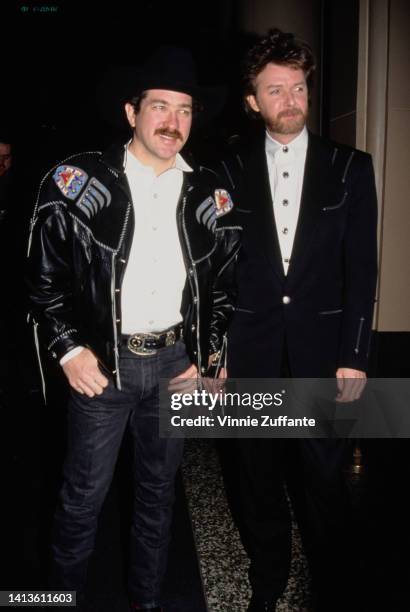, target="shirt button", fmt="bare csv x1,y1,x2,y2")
151,290,156,295
152,226,158,231
282,199,289,206
149,320,154,325
282,227,288,235
284,258,290,263
153,193,158,199
282,296,291,305
283,146,289,153
283,171,289,178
